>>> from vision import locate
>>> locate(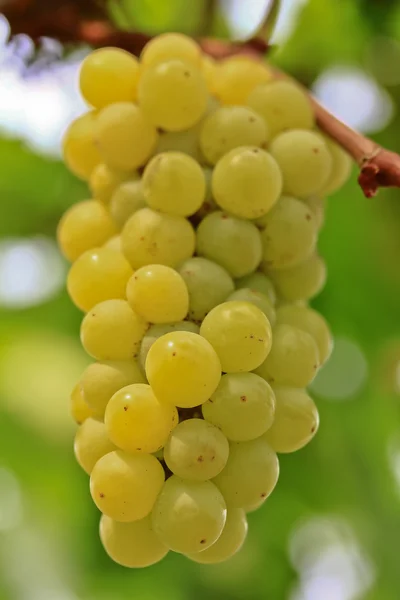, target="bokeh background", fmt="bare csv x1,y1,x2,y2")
0,0,400,598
